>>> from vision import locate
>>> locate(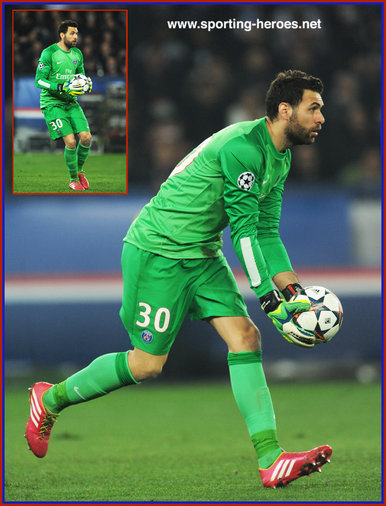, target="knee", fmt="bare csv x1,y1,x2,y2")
79,132,92,147
139,361,165,380
232,320,261,352
65,138,77,150
128,349,167,382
